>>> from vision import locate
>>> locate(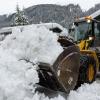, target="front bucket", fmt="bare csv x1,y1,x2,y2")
53,45,80,92
38,45,80,93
